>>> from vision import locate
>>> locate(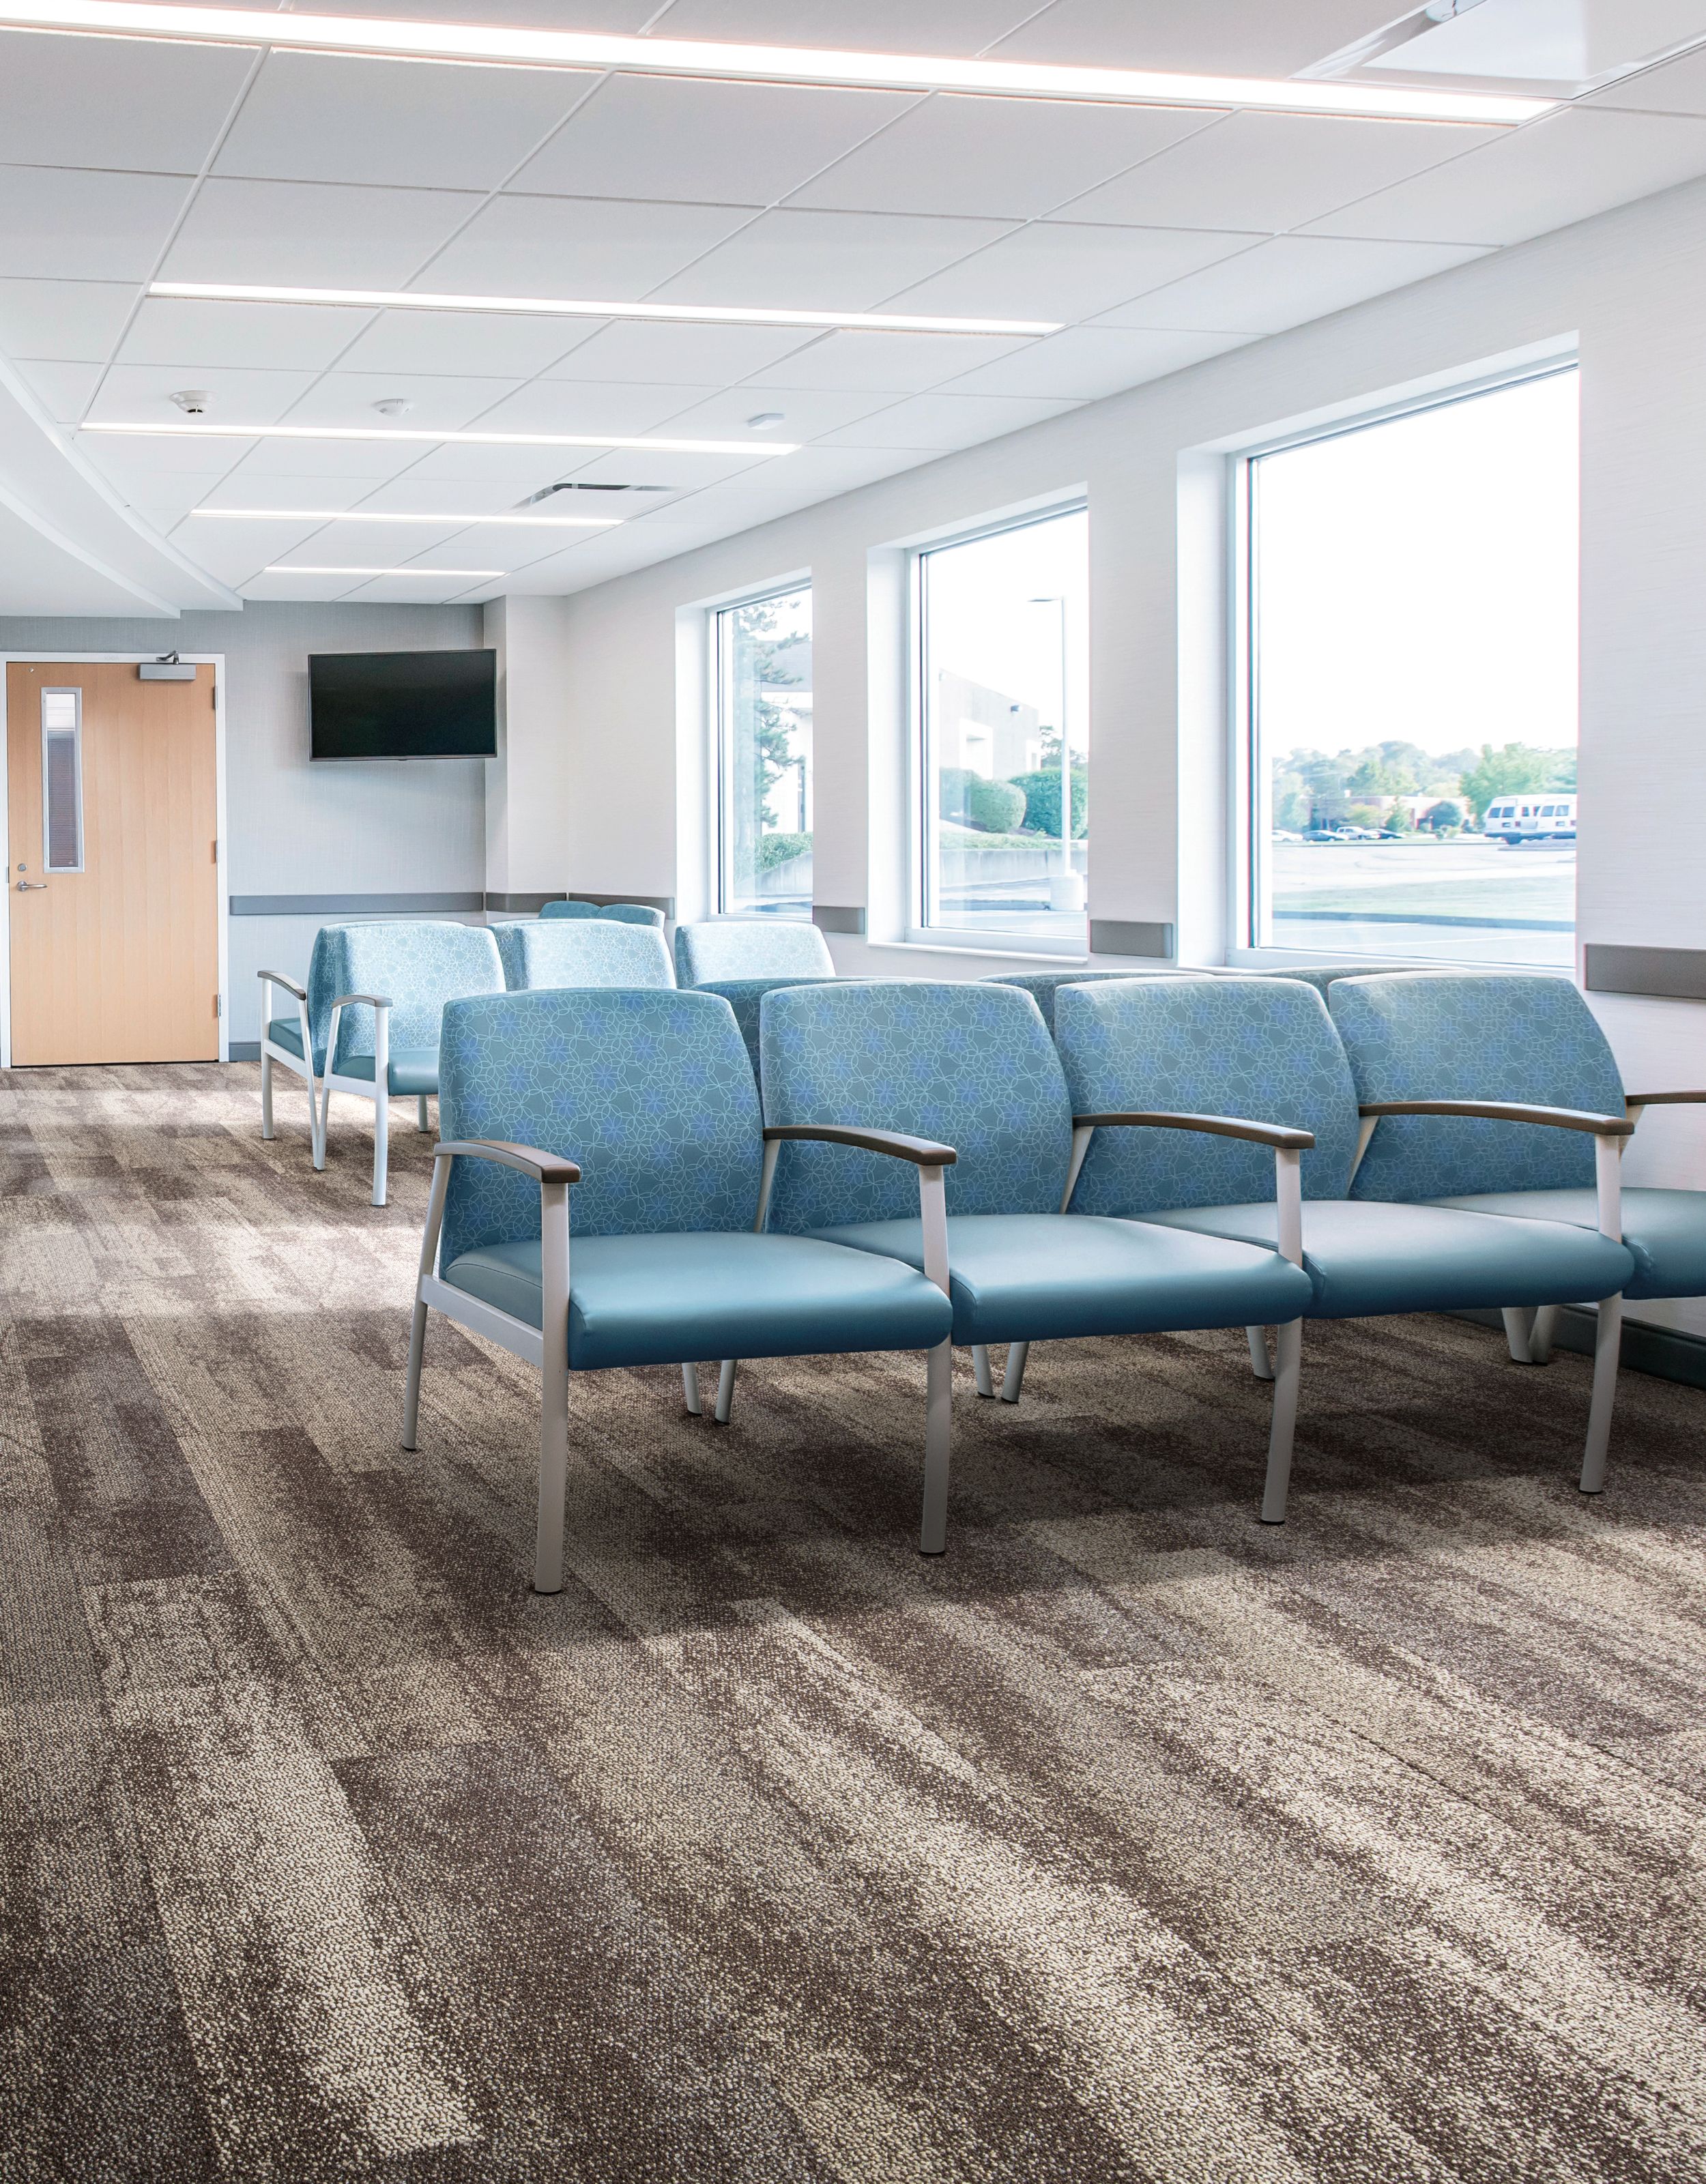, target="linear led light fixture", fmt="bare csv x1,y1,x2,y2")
83,420,796,454
265,564,502,576
0,2,1555,122
192,504,622,525
149,280,1060,340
